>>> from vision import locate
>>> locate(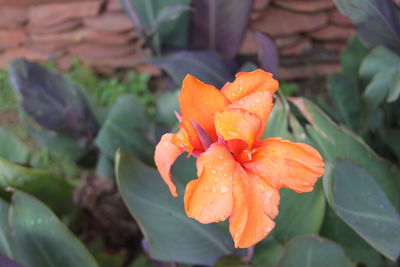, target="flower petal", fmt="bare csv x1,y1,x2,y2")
154,133,183,197
184,143,236,224
244,137,325,193
179,74,229,140
221,69,279,102
228,90,274,139
229,167,280,248
172,125,194,153
215,108,261,149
